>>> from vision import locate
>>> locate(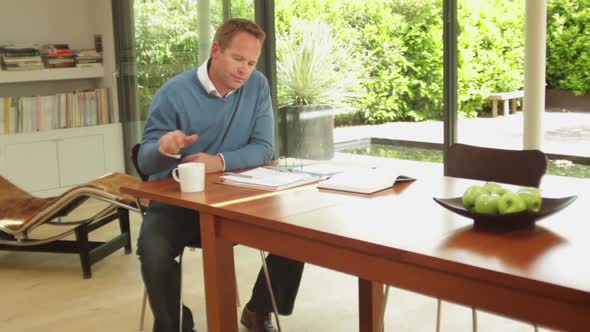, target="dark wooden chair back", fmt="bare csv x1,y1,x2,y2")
447,143,548,187
131,143,149,181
